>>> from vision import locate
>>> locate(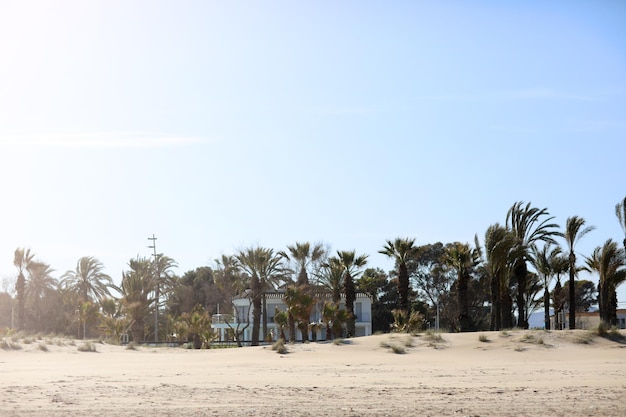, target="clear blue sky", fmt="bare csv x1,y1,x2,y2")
1,1,625,307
